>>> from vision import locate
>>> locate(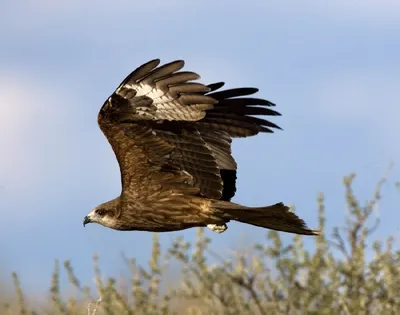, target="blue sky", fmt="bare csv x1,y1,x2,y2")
1,0,400,295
